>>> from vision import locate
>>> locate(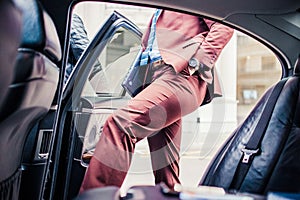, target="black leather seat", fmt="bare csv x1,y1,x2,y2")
200,55,300,195
0,0,22,109
0,0,61,199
